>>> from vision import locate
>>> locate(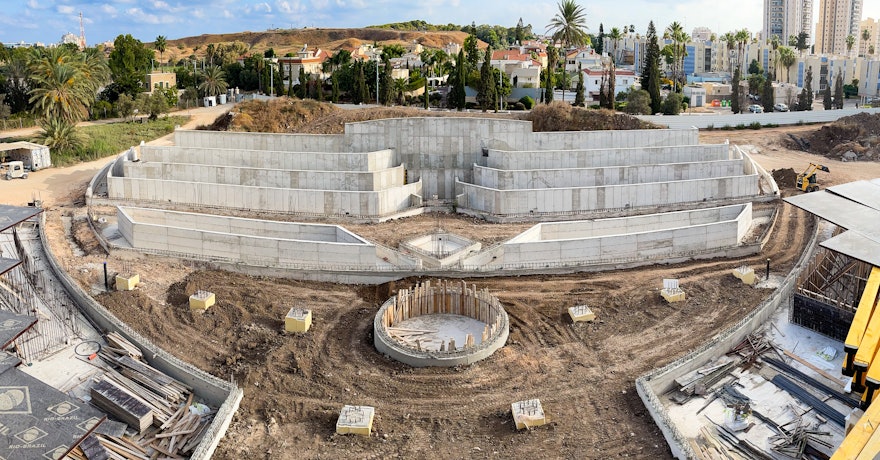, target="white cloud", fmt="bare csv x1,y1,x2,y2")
26,0,42,9
151,0,170,9
277,1,304,14
255,2,272,13
101,4,118,15
57,5,75,14
125,7,161,24
192,9,205,19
